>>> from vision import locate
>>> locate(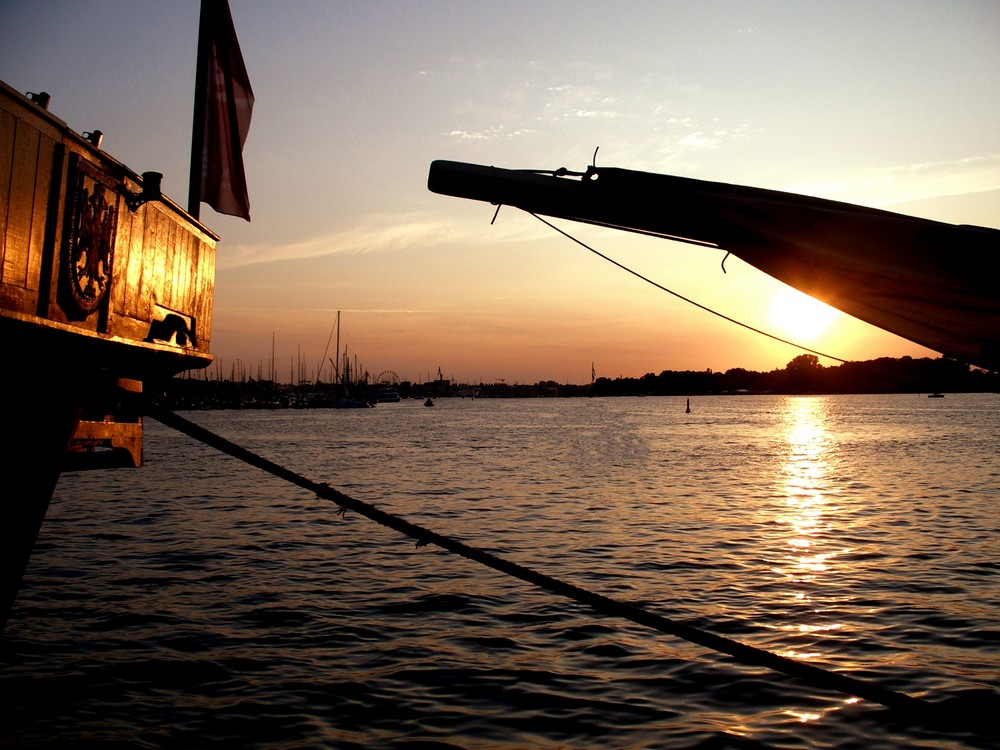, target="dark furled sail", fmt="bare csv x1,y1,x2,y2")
428,161,999,371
